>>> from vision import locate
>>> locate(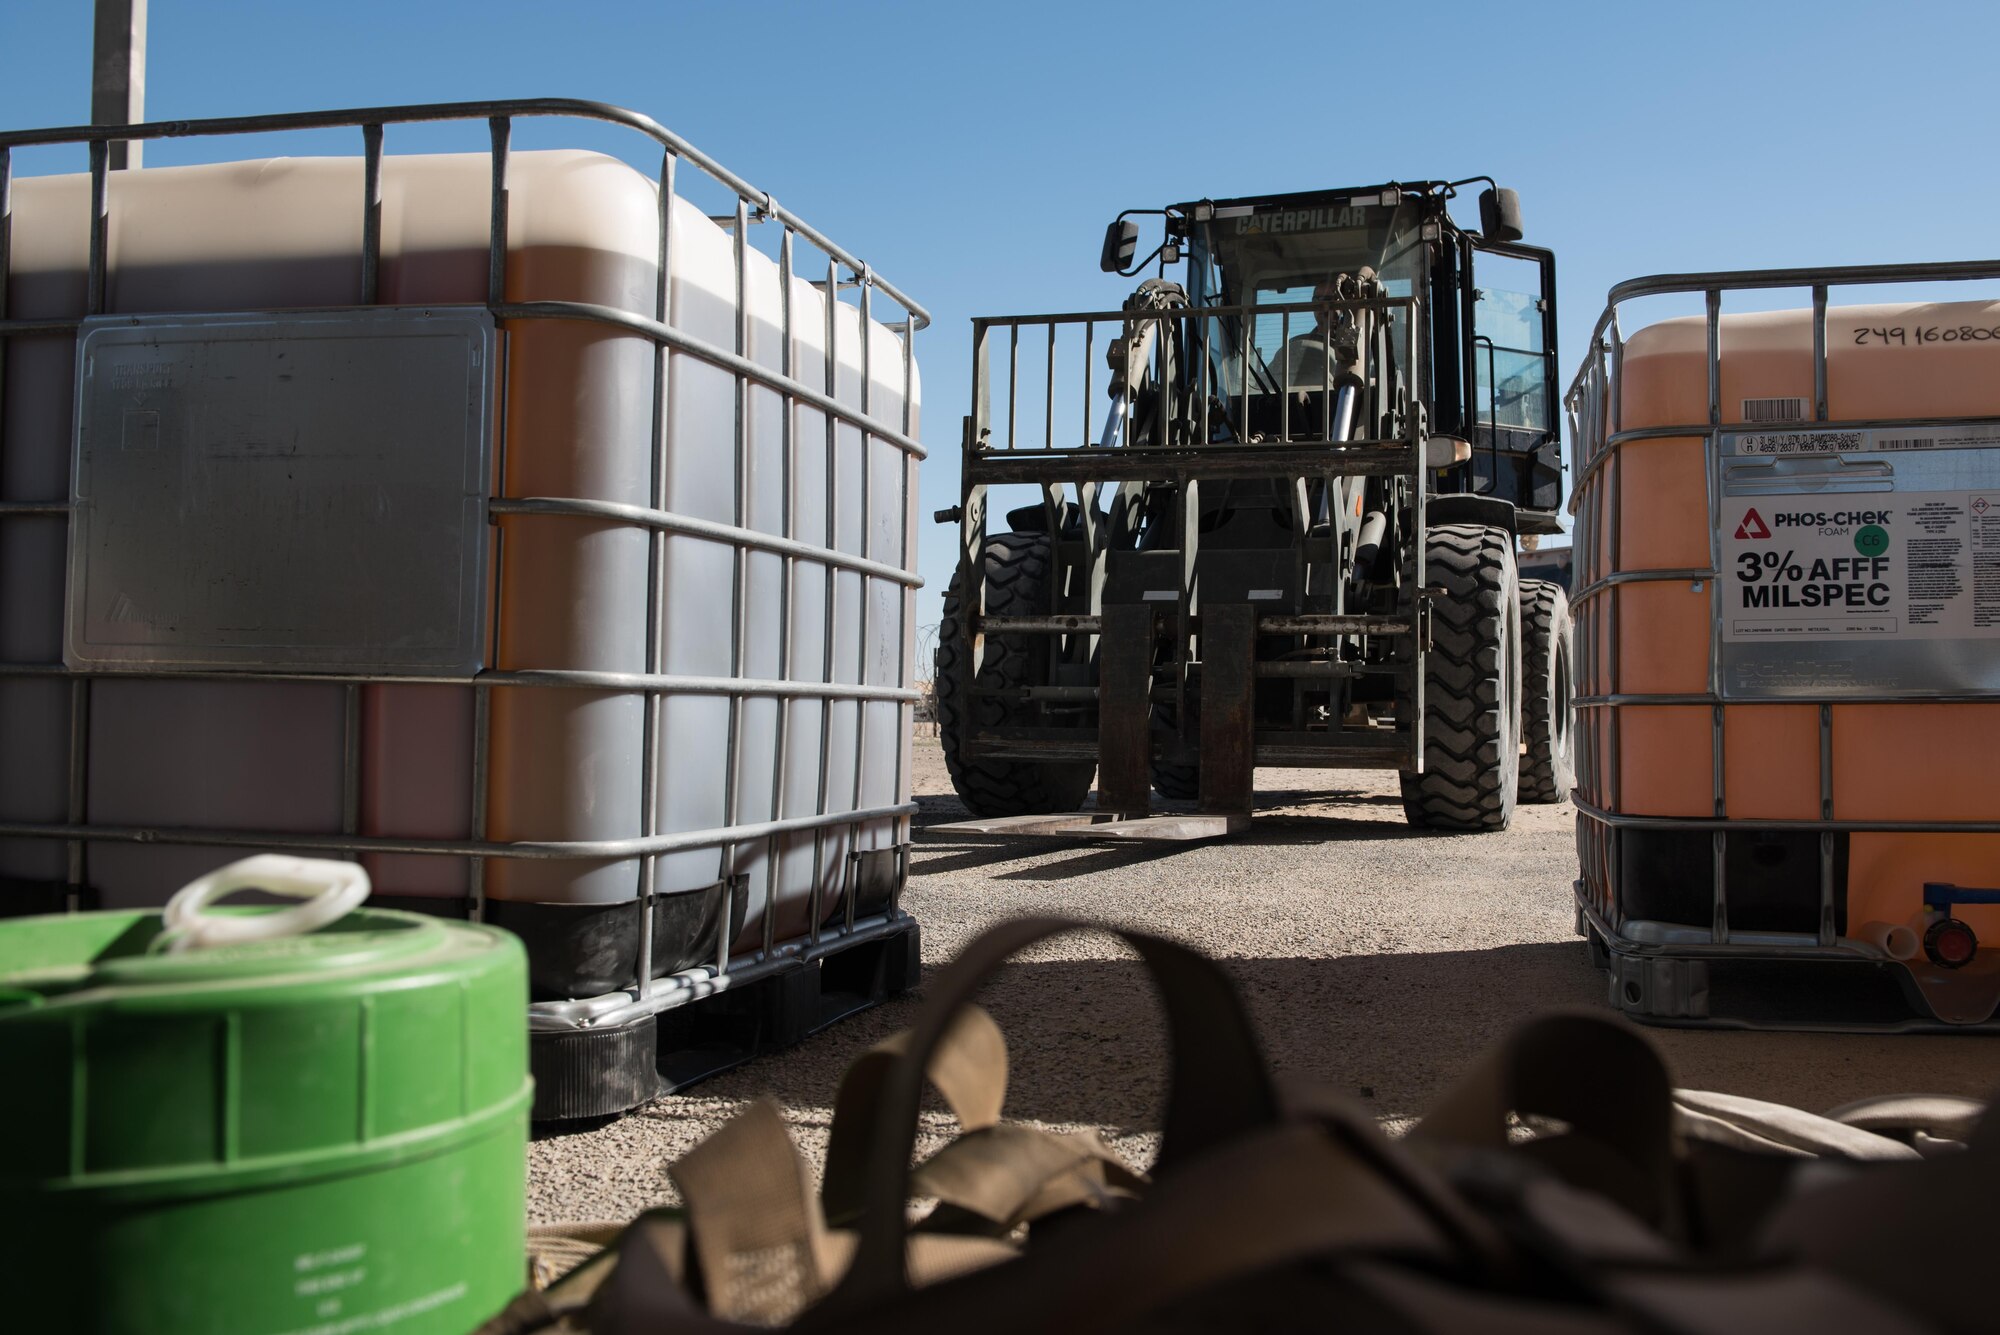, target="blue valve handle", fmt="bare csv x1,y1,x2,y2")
1923,883,2000,909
